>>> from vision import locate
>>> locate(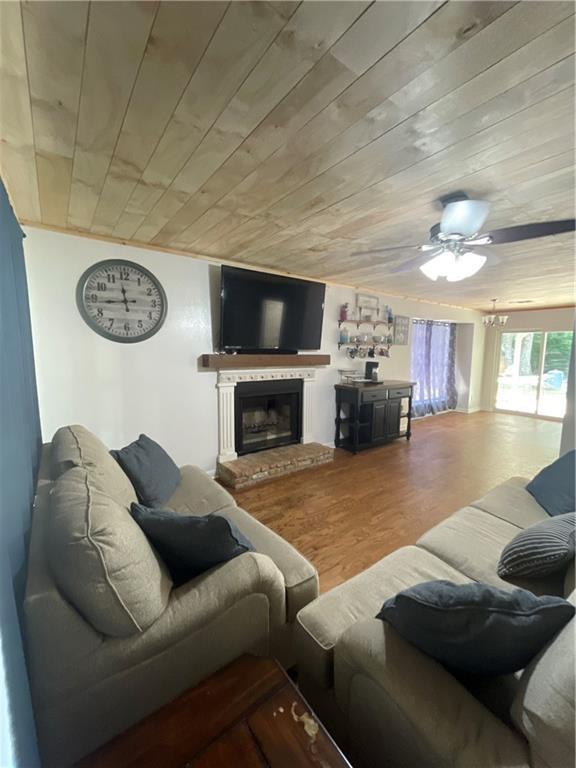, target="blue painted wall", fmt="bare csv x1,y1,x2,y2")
0,181,41,767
